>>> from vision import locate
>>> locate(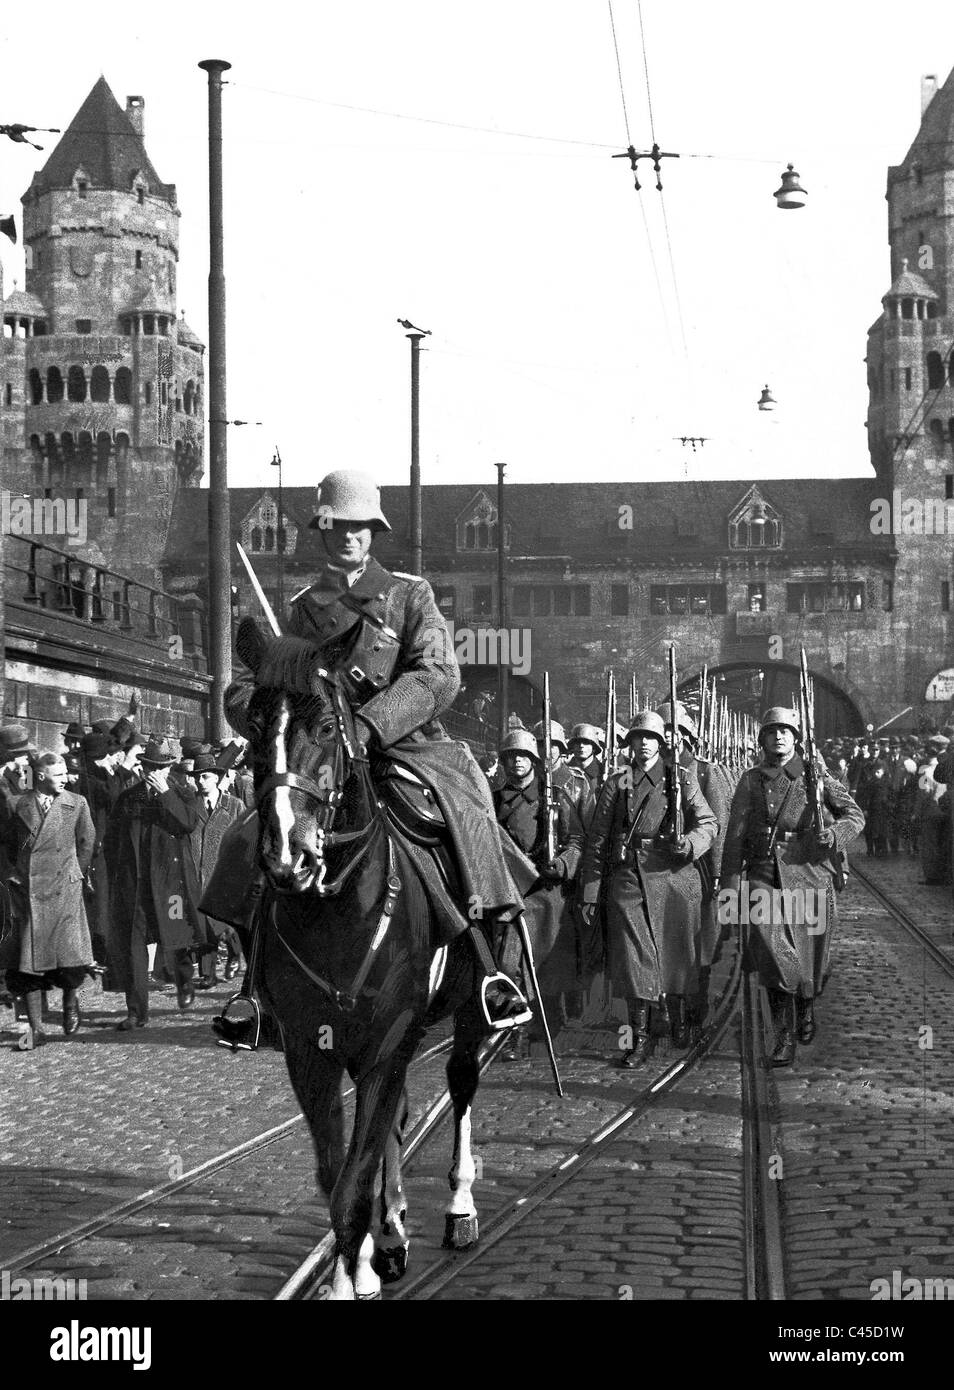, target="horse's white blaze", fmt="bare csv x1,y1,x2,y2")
447,1105,477,1216
268,702,298,869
